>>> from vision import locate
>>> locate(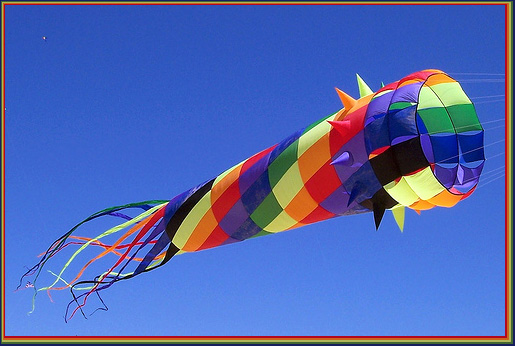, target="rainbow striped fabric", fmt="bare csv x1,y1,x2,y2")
22,69,485,320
